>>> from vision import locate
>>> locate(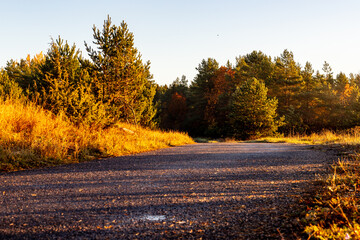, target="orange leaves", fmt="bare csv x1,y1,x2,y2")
167,92,187,119
204,66,235,124
339,83,355,106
